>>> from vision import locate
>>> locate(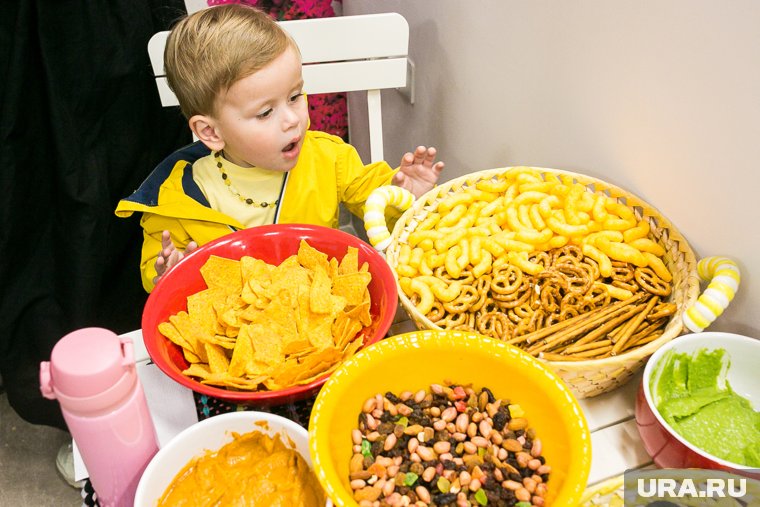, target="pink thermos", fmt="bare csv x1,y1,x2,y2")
40,328,159,507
